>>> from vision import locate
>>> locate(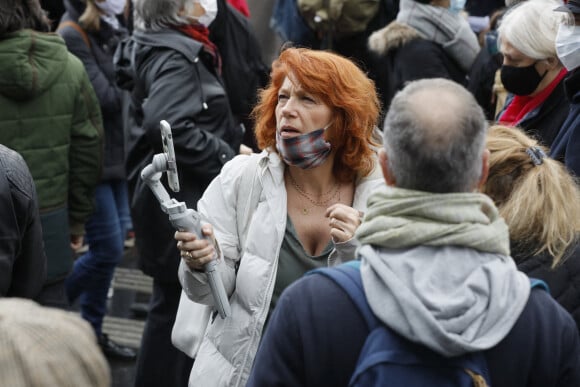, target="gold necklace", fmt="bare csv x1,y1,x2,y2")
288,172,341,215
